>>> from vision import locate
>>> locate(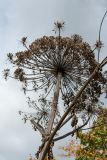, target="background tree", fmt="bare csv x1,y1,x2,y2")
4,15,107,160
59,108,107,160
